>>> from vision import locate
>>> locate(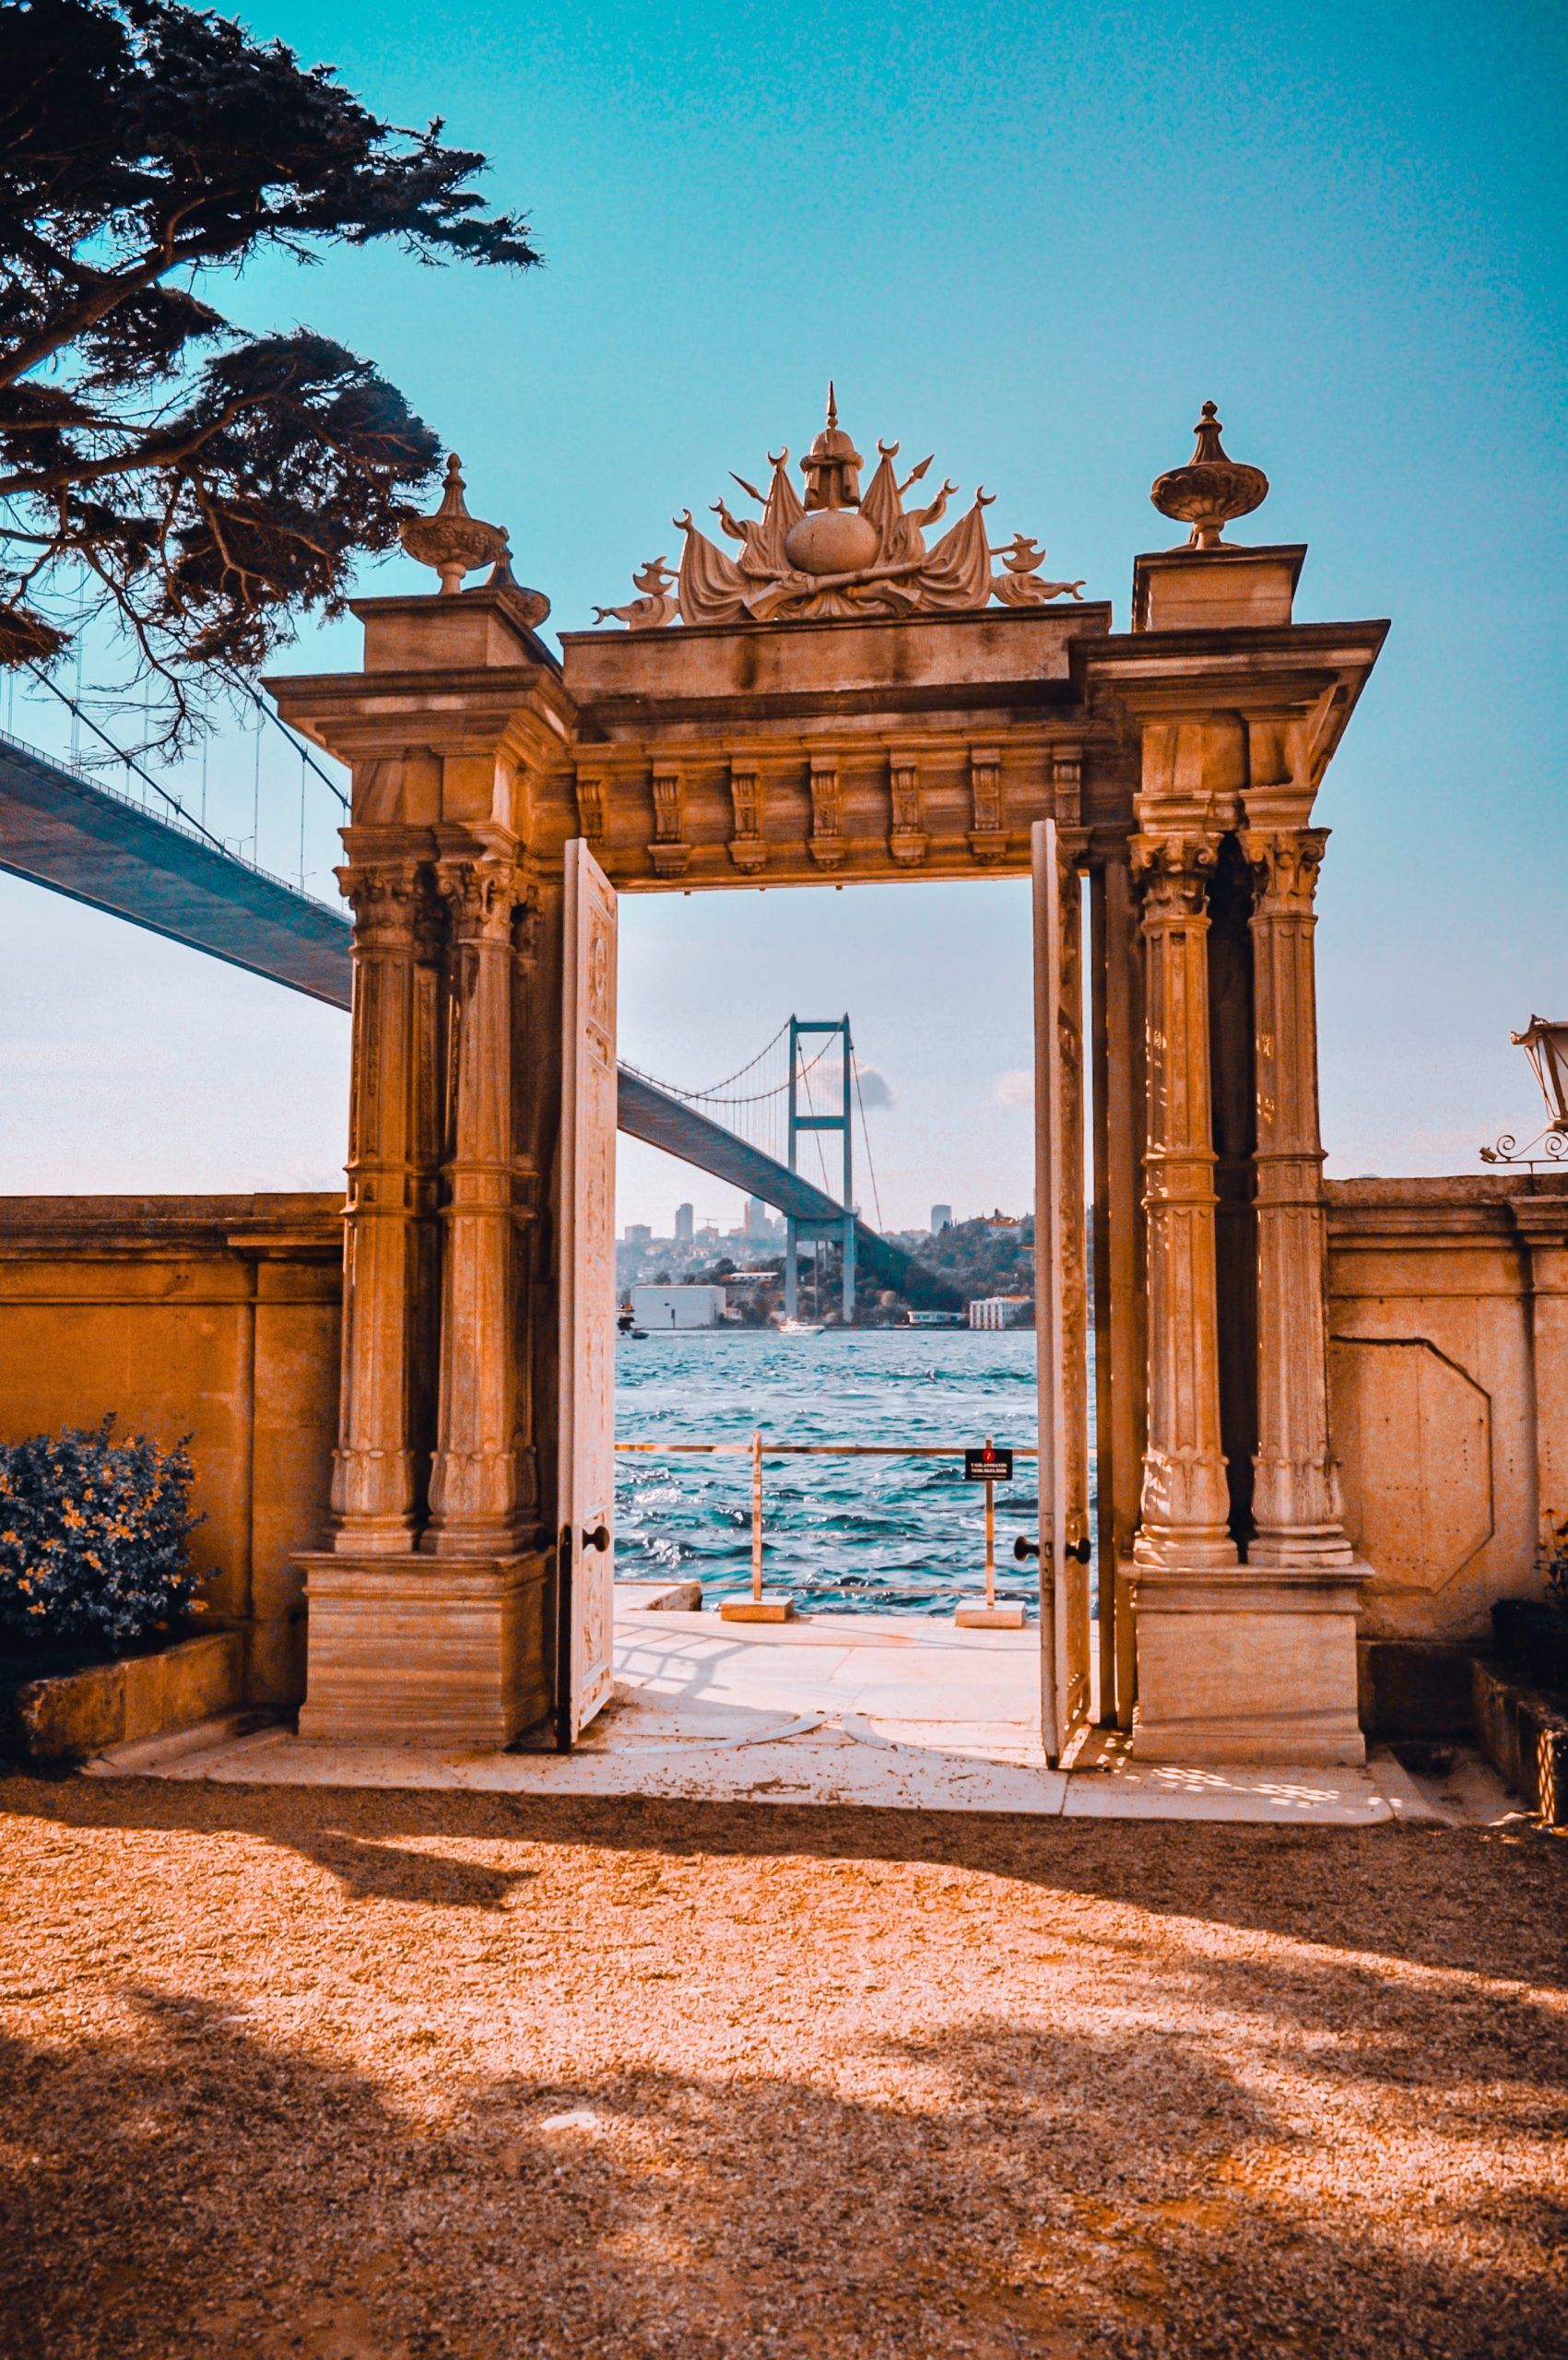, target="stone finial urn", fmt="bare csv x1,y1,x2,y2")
1150,403,1269,550
400,454,511,593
